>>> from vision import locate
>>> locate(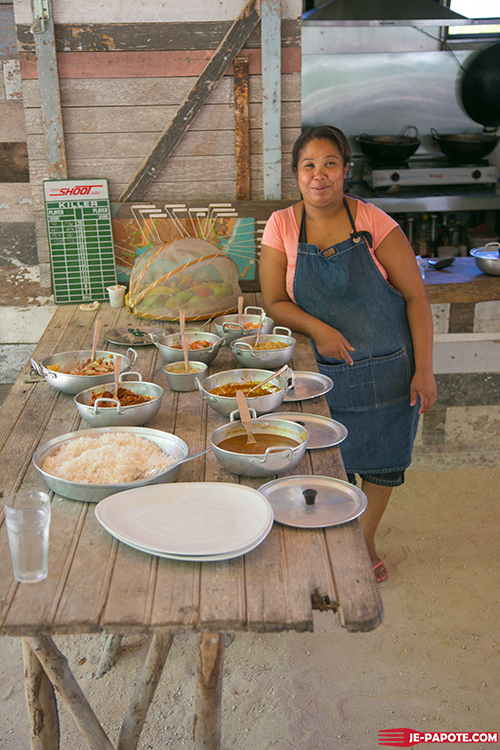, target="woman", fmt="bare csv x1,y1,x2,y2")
260,126,437,586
